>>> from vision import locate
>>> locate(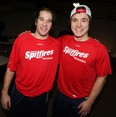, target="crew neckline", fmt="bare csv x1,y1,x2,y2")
73,36,92,43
